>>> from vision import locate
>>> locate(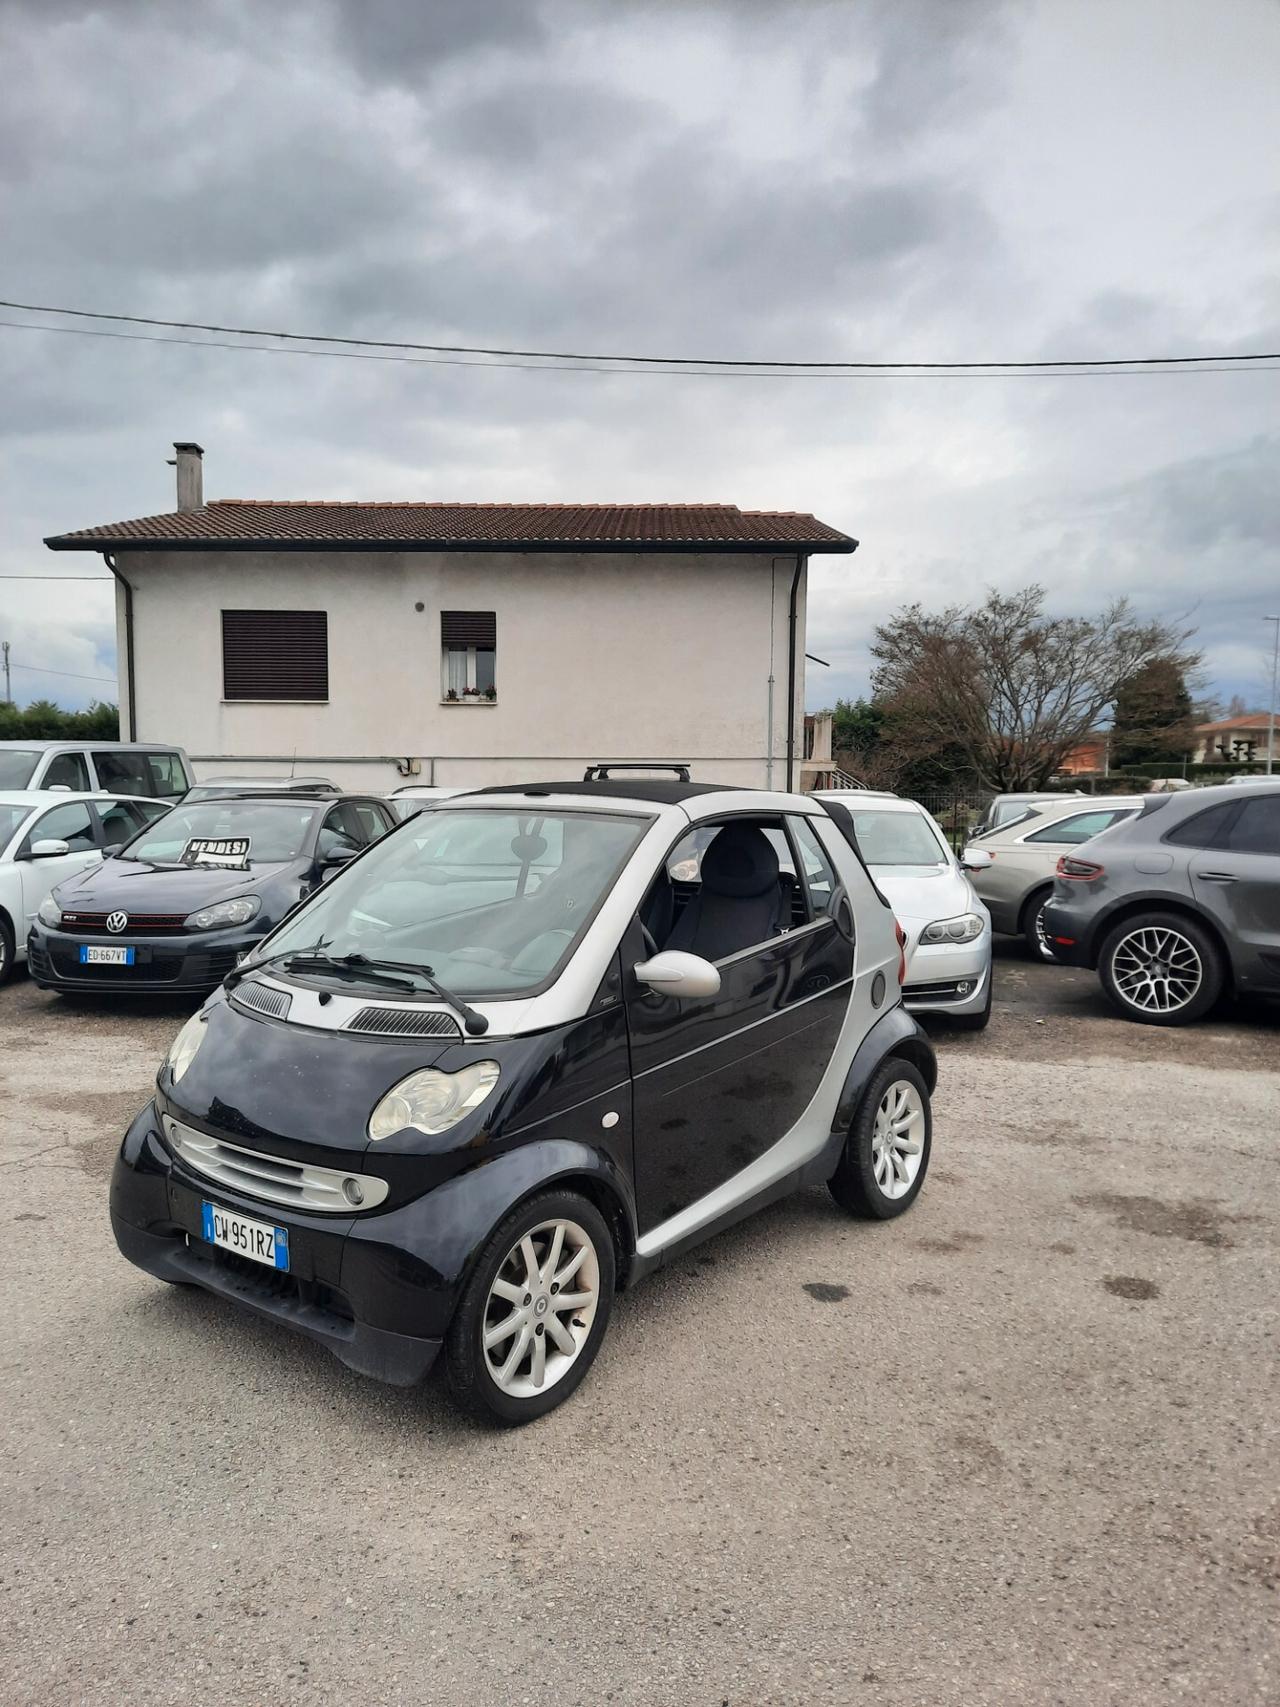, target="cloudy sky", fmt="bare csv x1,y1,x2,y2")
1,0,1278,716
